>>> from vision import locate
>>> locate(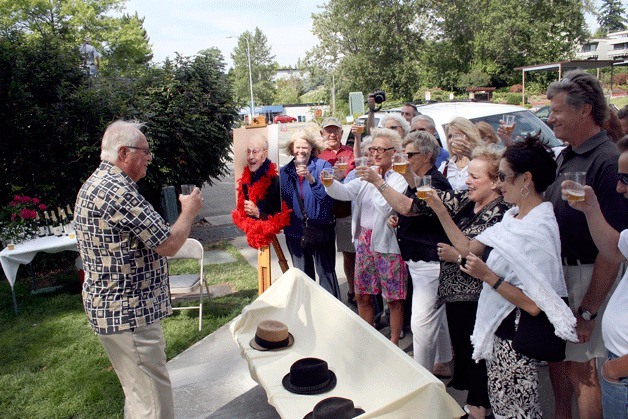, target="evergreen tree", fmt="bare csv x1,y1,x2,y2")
597,0,627,34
